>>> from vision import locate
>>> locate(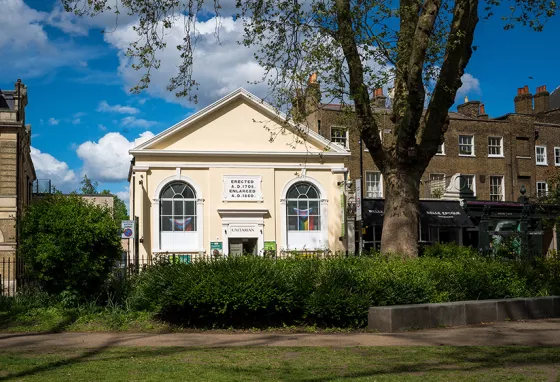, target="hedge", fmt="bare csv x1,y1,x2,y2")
131,246,560,328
